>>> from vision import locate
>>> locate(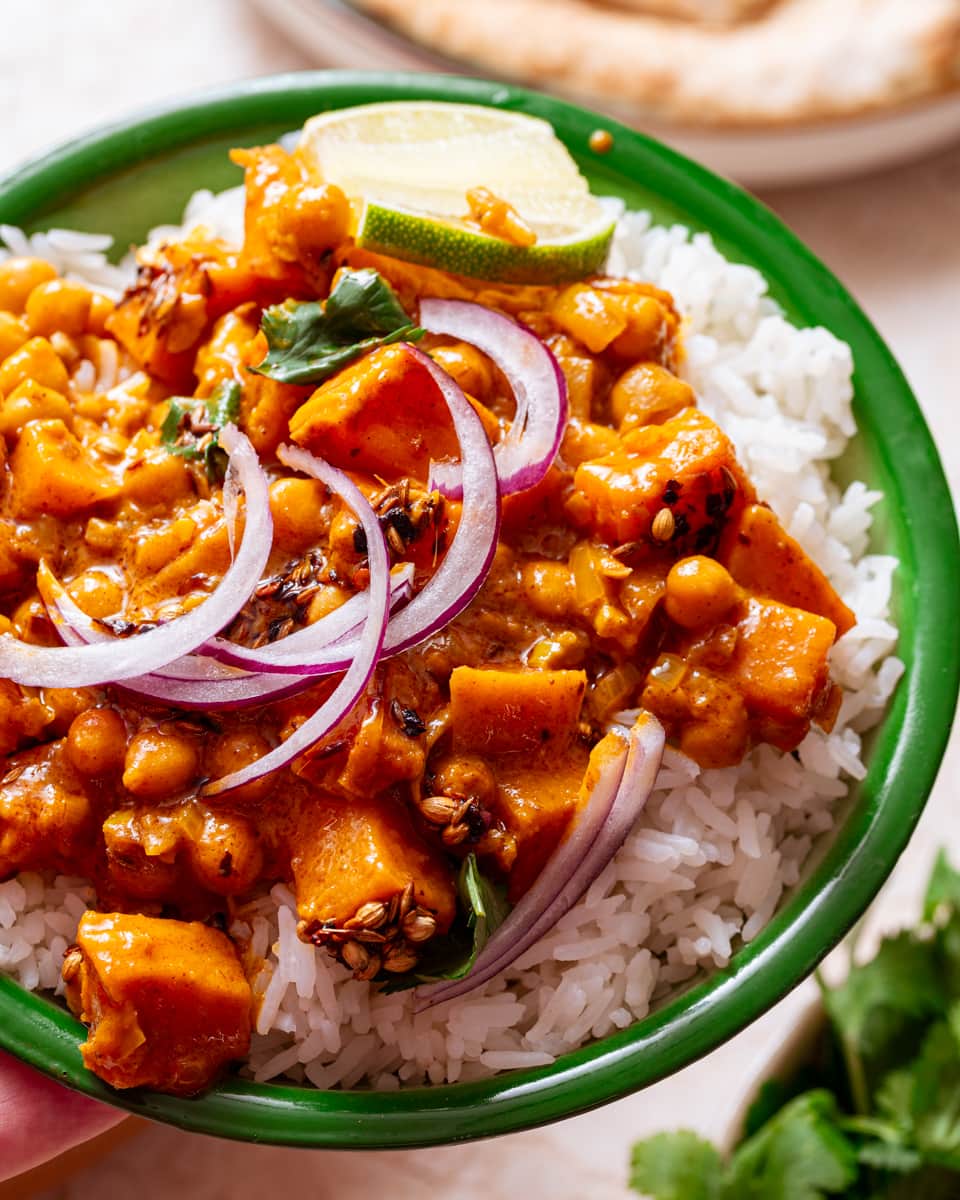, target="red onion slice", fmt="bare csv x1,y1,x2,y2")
0,426,272,689
40,561,412,684
420,299,567,498
417,713,665,1010
202,447,391,797
201,563,415,676
208,349,500,670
